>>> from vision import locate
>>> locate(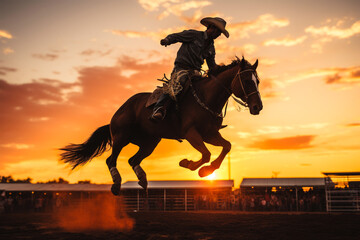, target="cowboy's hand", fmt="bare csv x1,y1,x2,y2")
160,38,169,47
